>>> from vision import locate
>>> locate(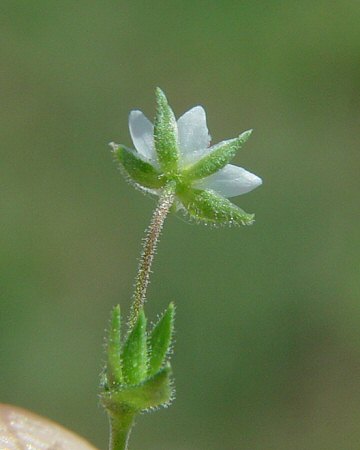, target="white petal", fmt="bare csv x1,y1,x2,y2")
192,164,262,198
128,110,157,162
177,106,211,160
